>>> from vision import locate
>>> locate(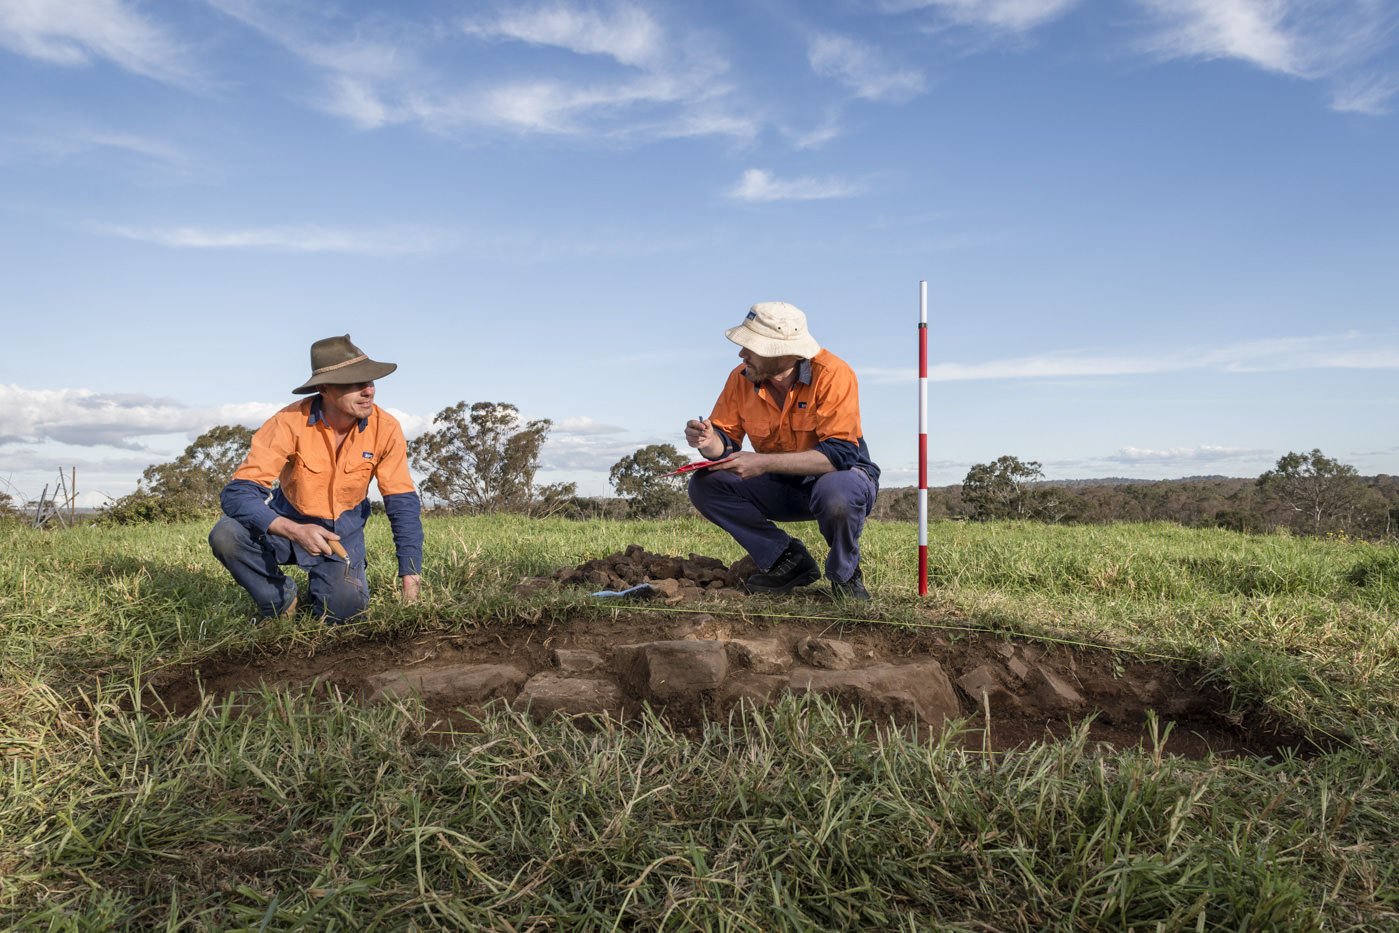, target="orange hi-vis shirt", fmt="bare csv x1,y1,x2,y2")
231,397,417,521
707,349,879,481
